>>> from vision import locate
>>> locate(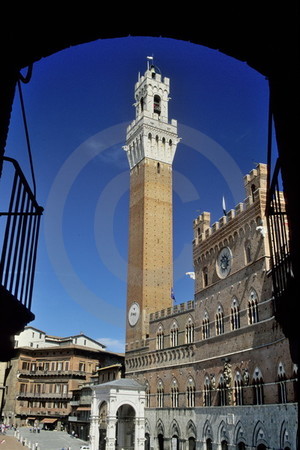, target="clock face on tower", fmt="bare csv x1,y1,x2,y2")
128,302,140,327
216,247,232,278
